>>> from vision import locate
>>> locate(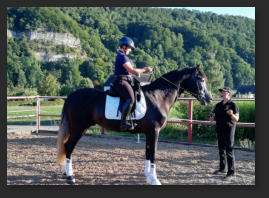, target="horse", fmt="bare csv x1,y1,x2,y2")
56,66,212,185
